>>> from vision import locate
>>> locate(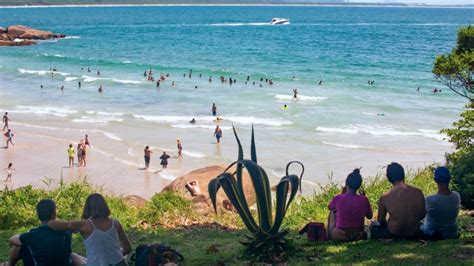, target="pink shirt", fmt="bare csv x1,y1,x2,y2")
329,193,372,230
